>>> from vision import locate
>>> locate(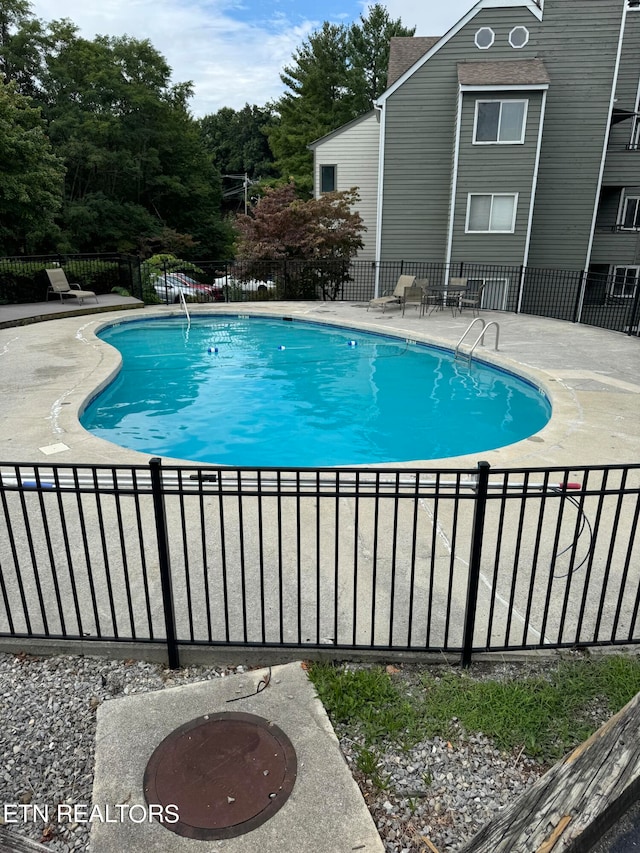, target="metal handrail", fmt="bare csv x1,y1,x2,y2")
454,317,486,359
455,318,499,365
179,289,191,328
